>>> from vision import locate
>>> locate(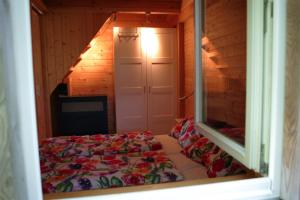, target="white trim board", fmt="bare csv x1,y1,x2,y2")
1,0,286,199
